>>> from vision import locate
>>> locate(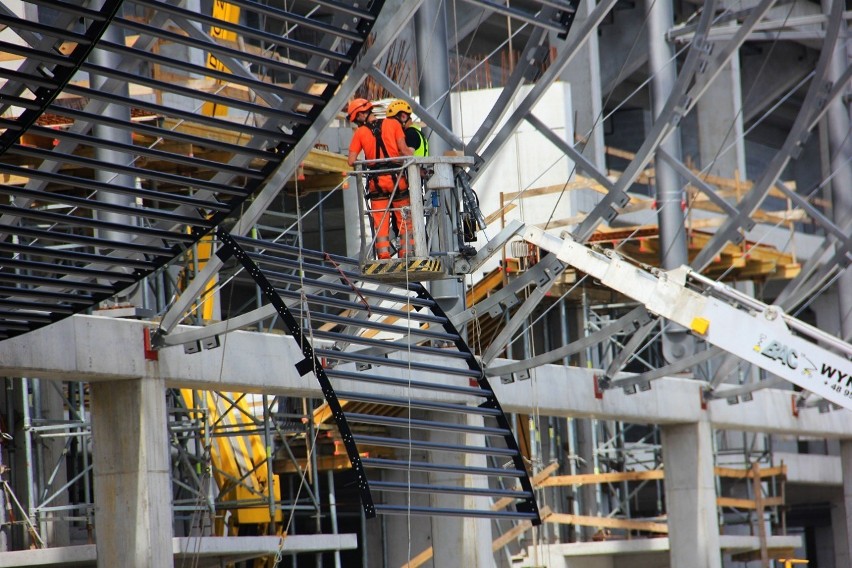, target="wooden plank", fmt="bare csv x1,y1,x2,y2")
0,172,29,186
731,547,796,563
540,469,665,487
312,400,350,426
318,310,353,331
467,266,505,306
546,513,668,534
491,461,560,512
532,213,588,230
301,148,349,173
482,203,517,225
717,497,758,509
502,180,593,200
287,173,349,193
492,506,553,551
408,506,553,566
715,465,787,479
716,496,784,510
274,453,355,474
400,545,433,568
